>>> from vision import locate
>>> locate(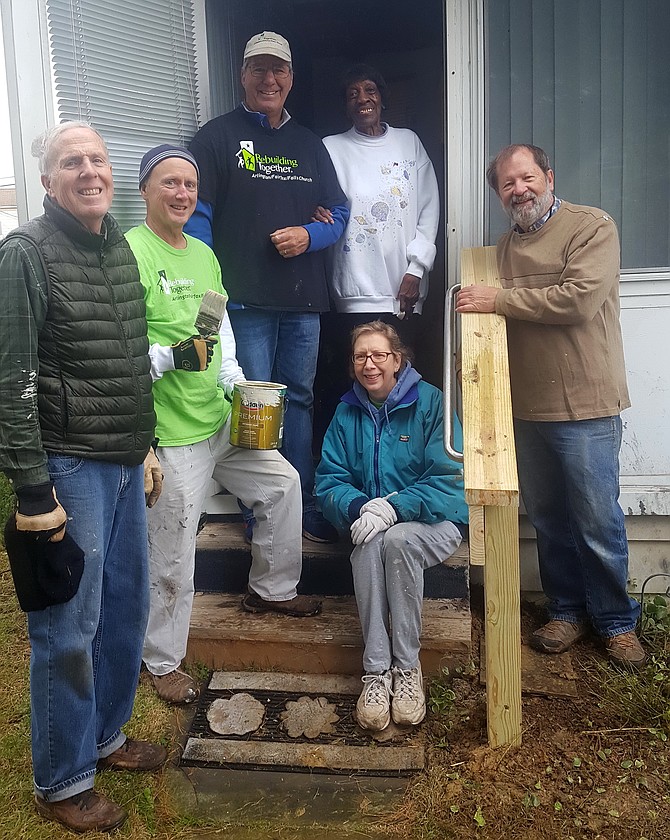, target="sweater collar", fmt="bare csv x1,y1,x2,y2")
343,361,422,413
352,123,389,140
346,123,390,145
